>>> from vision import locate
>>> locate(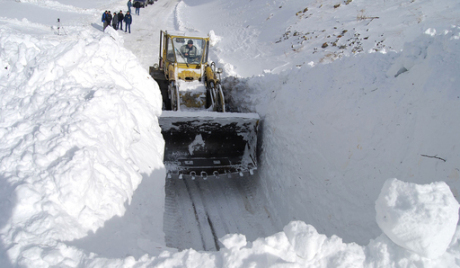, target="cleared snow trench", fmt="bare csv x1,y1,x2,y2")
163,173,282,251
